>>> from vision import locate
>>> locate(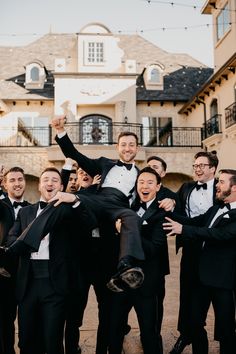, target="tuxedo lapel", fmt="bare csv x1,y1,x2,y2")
140,199,159,223
100,161,117,185
211,208,236,227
